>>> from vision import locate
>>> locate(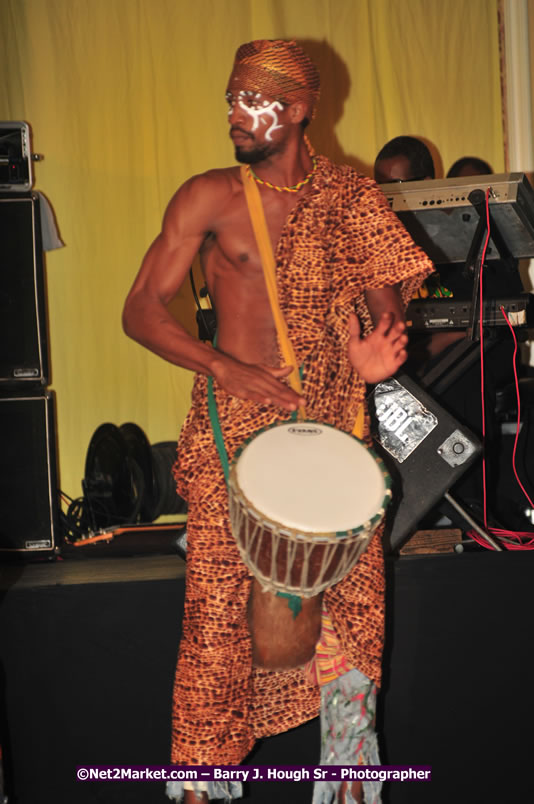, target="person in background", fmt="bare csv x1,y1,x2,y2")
447,156,492,178
373,135,435,184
